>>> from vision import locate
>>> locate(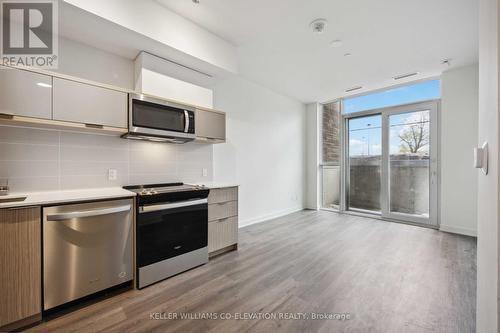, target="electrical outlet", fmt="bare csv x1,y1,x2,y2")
202,168,208,177
108,169,118,181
